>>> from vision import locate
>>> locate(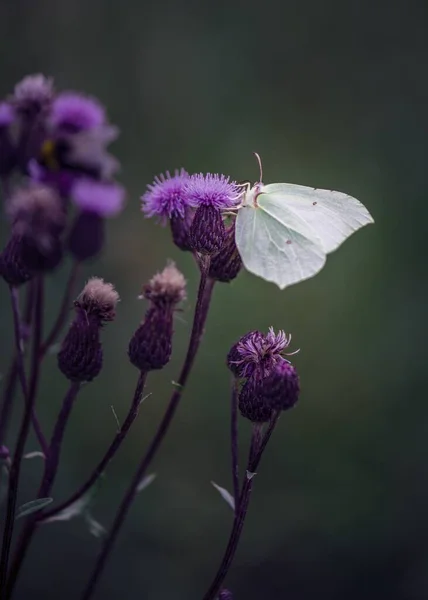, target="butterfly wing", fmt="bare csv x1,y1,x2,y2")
235,203,326,289
261,183,374,254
